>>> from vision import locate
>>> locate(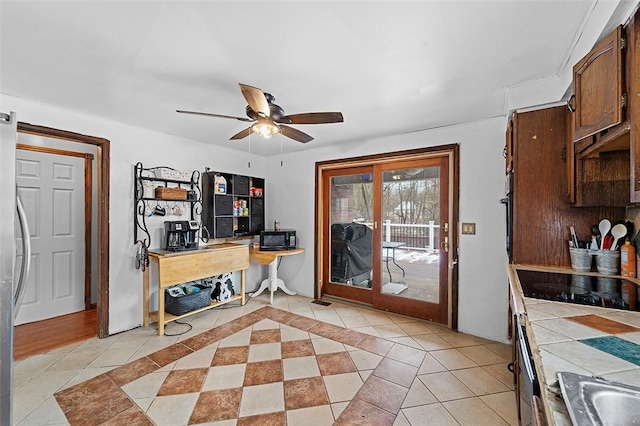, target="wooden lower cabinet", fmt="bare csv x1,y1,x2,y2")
511,106,626,267
143,243,249,335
